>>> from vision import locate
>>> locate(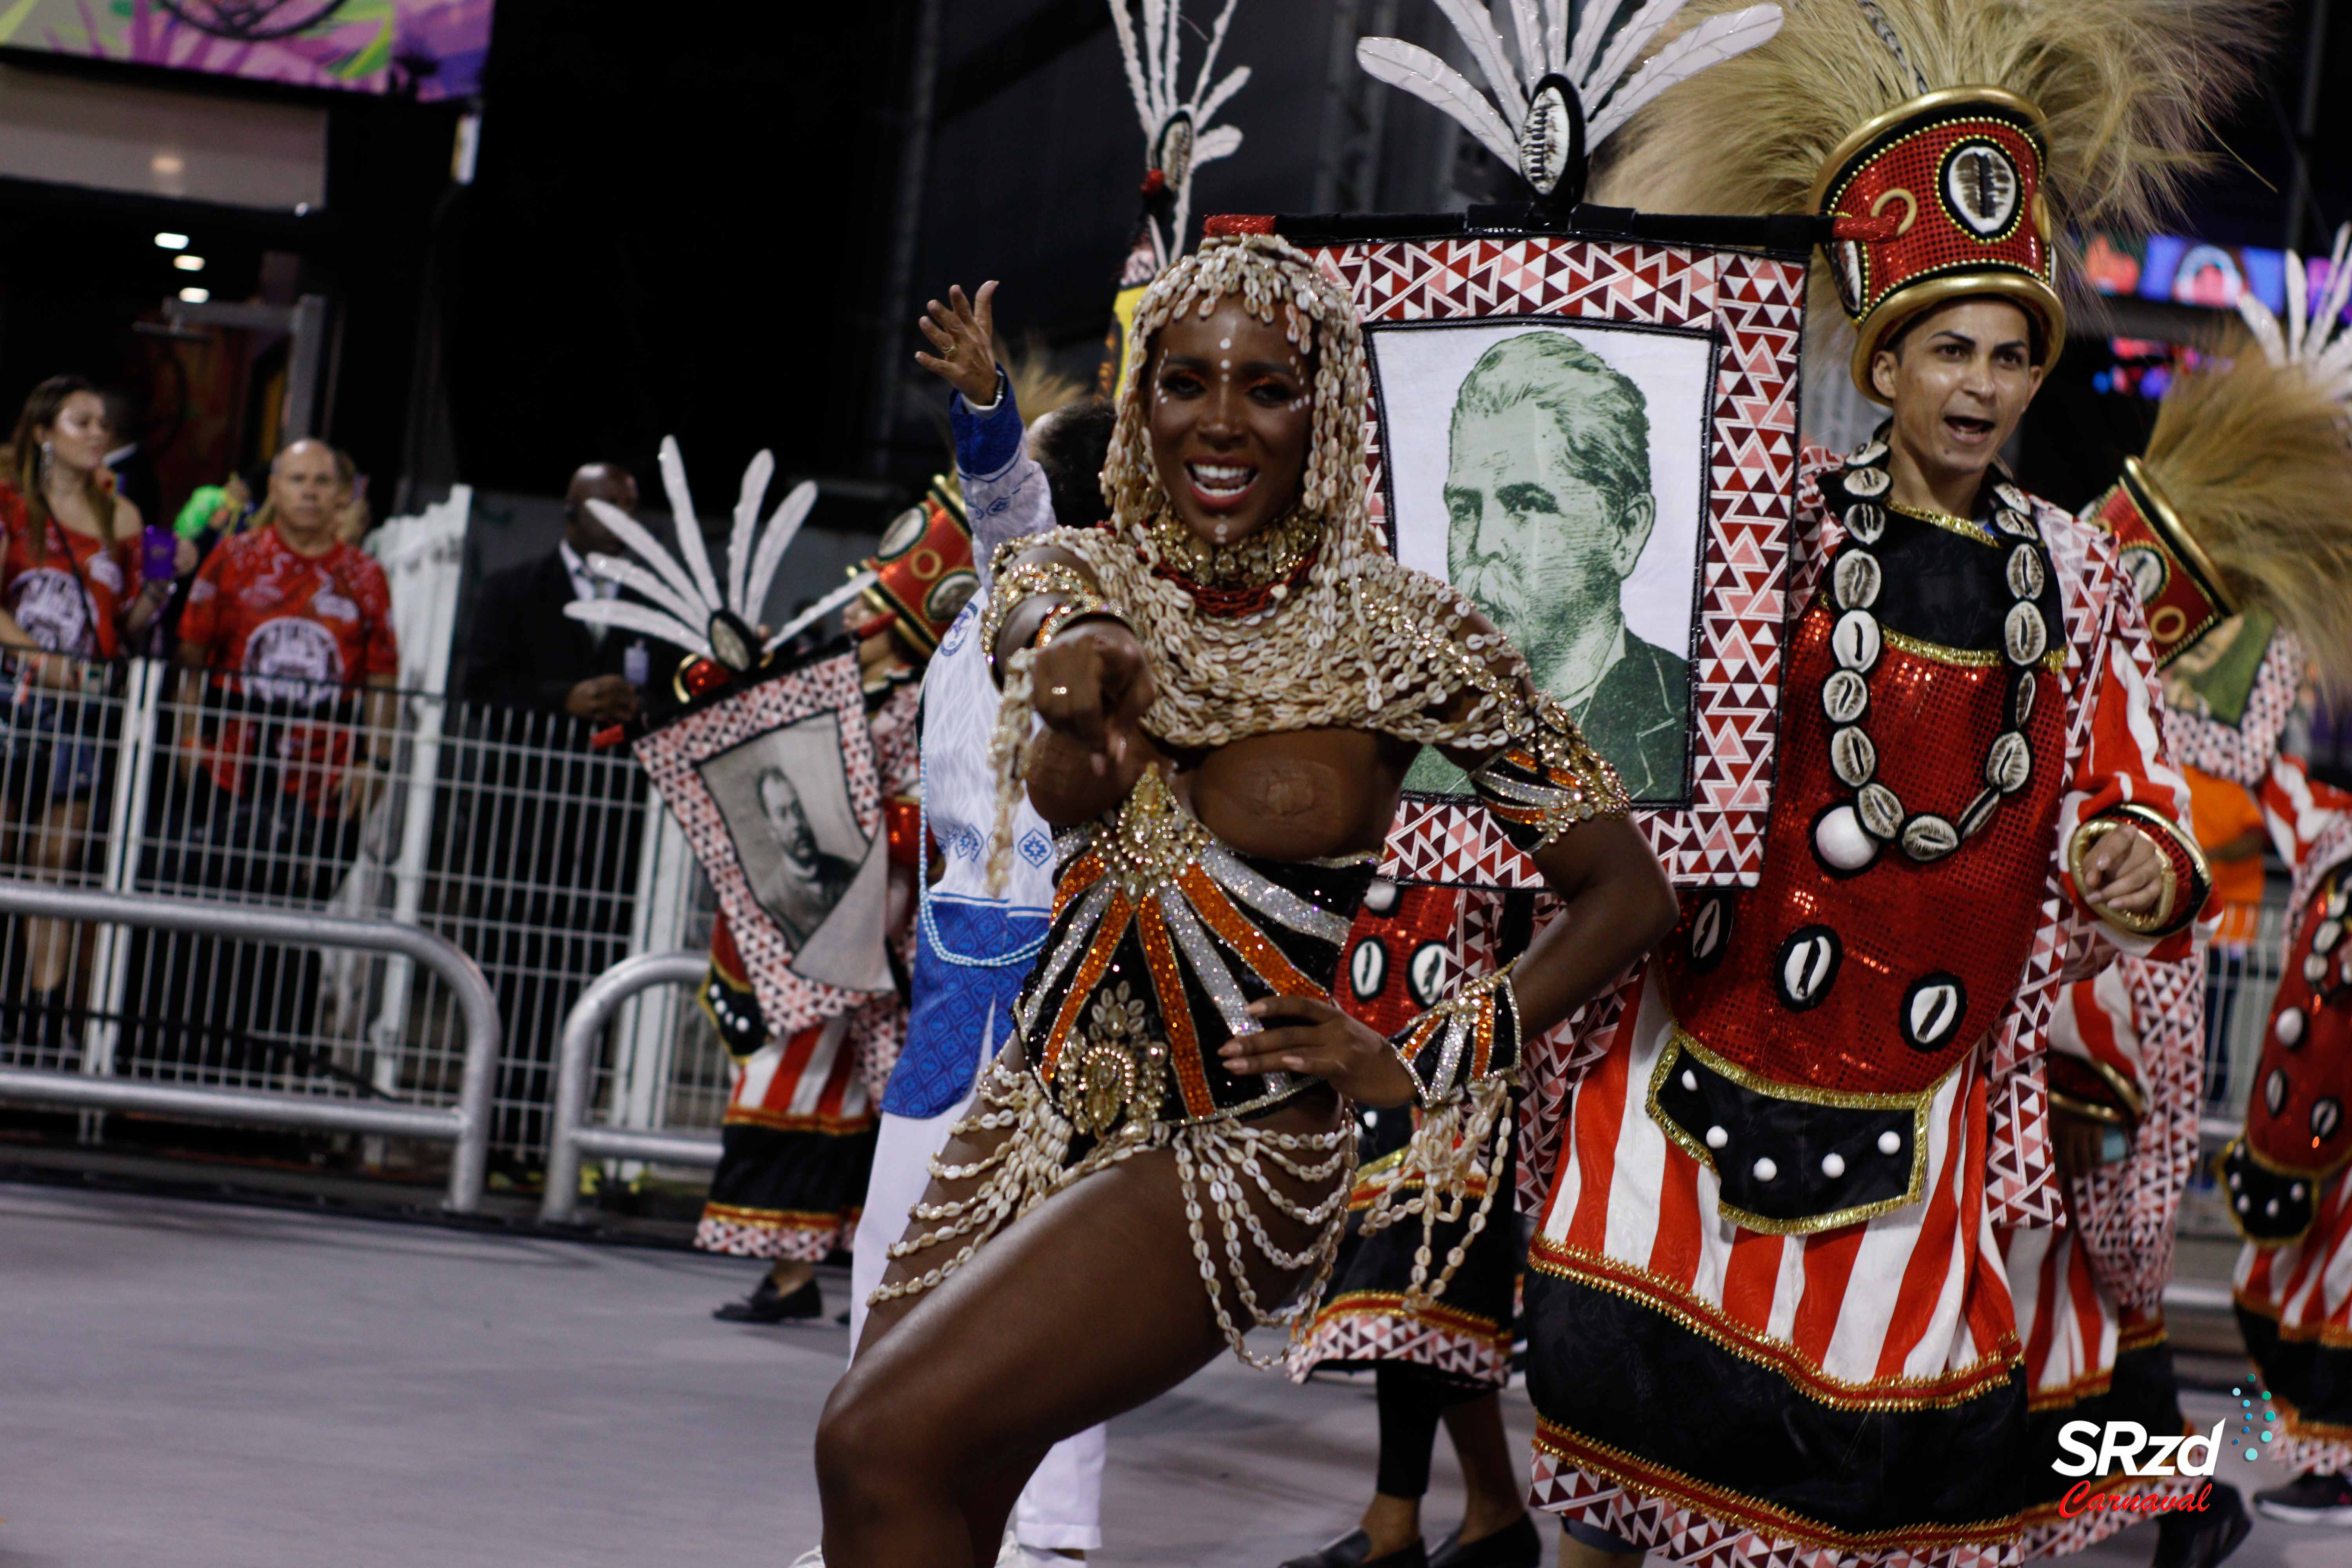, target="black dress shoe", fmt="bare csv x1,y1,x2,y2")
1428,1515,1541,1568
1278,1528,1428,1568
714,1274,824,1323
2155,1482,2251,1568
